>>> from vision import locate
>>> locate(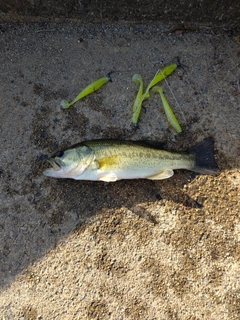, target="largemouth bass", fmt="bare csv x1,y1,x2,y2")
43,137,219,182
